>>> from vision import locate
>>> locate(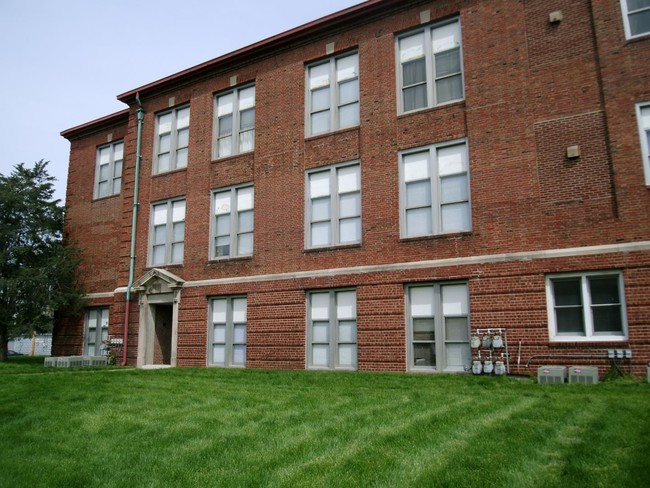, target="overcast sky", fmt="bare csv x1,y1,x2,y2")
0,0,364,201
